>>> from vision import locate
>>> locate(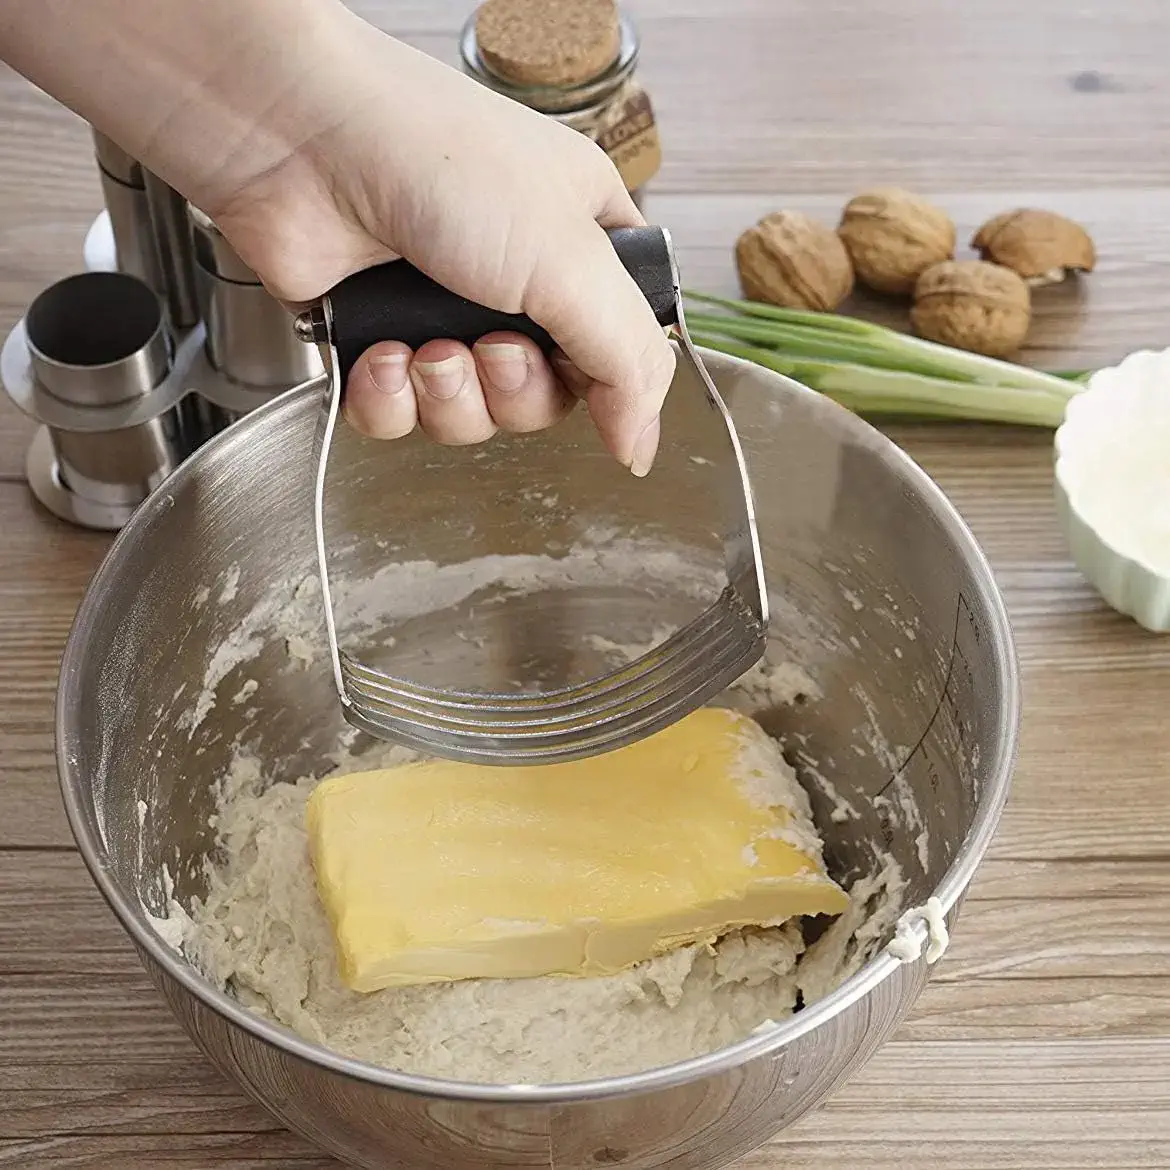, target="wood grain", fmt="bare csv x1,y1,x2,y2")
1,0,1169,1167
4,1041,1170,1168
350,0,1170,193
0,490,107,847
